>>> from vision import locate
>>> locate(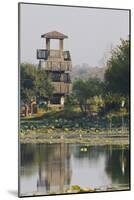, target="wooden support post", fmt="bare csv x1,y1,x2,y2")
46,38,50,50
59,39,63,51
